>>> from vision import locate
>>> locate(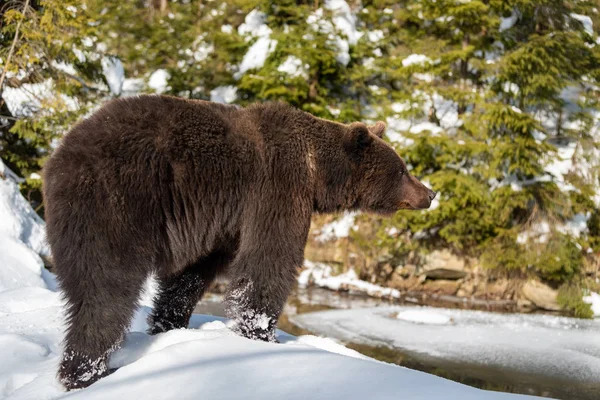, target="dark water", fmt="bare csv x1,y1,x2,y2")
195,288,597,400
